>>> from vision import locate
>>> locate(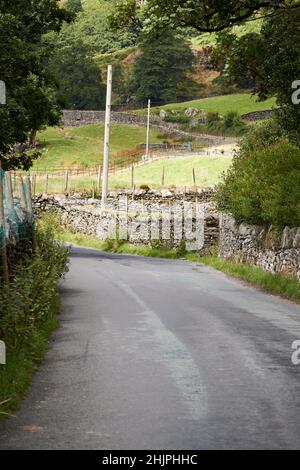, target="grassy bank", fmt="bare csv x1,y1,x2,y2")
60,231,300,305
35,124,176,170
0,215,69,419
138,93,277,117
